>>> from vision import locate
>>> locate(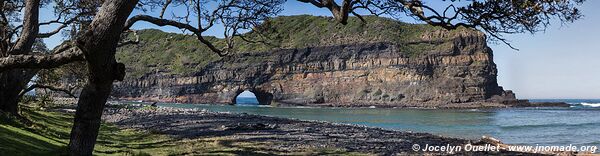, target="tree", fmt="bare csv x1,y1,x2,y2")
298,0,585,50
0,0,126,154
0,0,89,115
128,0,285,56
16,40,81,101
68,1,284,153
0,0,586,155
66,0,138,154
0,0,42,115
